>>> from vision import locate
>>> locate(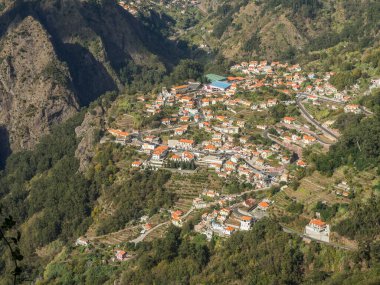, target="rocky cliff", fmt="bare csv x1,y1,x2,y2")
0,15,79,151
0,0,180,161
